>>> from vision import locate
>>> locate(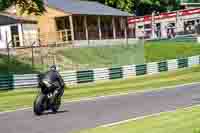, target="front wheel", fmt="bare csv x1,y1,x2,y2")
33,94,46,115
51,96,61,113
